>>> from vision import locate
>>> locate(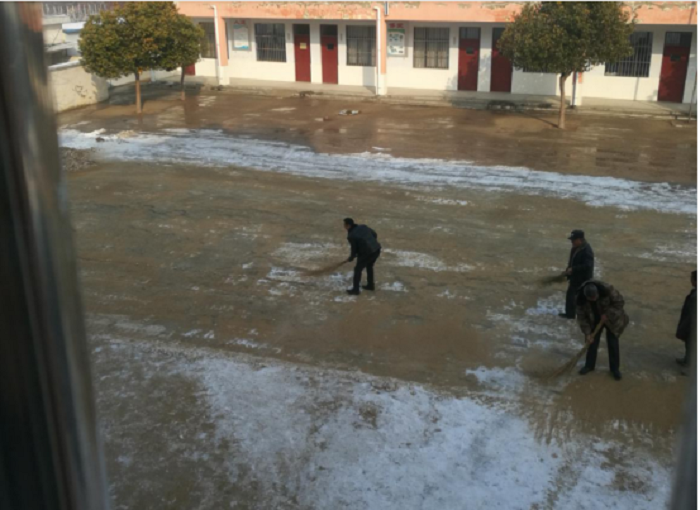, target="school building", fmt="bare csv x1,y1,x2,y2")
176,1,698,104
